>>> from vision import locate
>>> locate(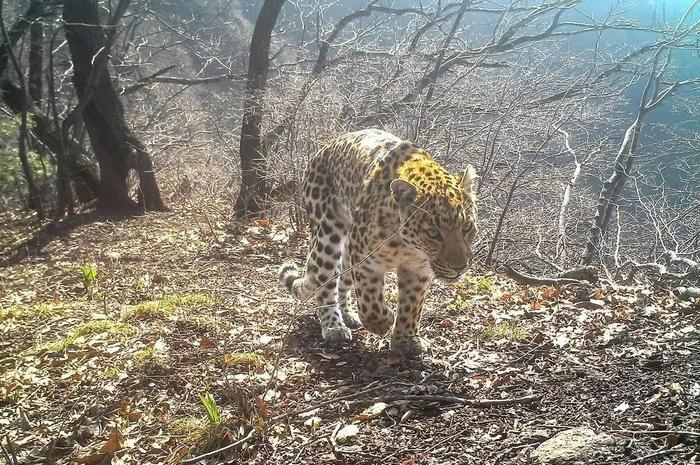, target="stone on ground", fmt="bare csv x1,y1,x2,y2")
532,427,616,464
